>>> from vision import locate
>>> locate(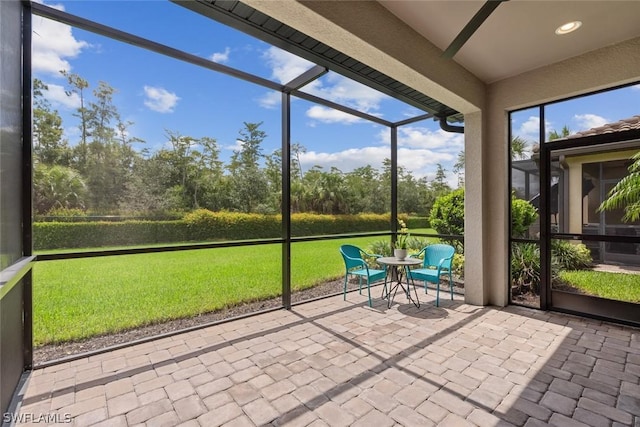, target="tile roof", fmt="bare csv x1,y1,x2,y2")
566,115,640,139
